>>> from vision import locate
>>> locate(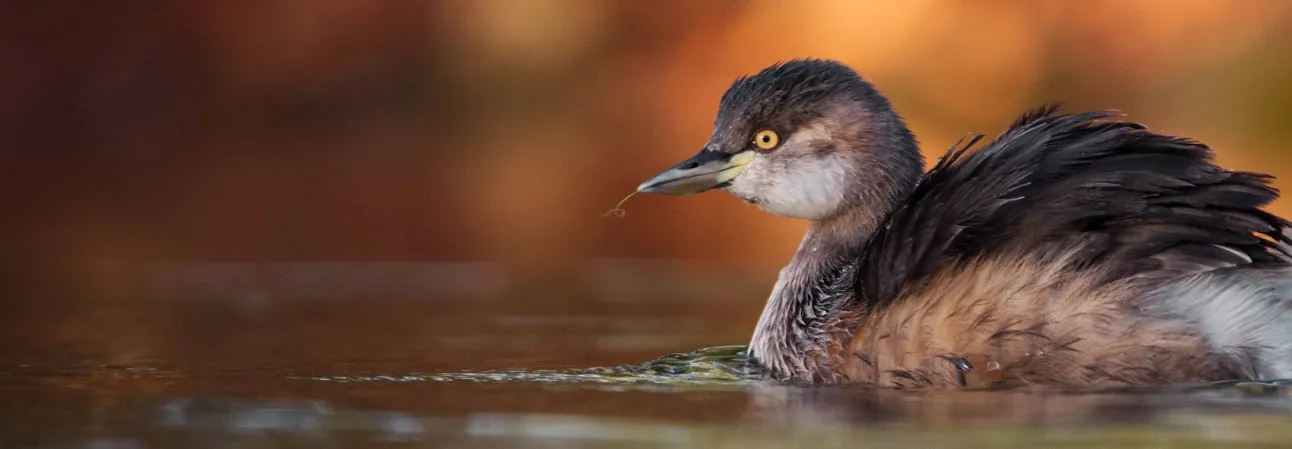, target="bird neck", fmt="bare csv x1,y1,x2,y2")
748,203,887,381
746,112,922,380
